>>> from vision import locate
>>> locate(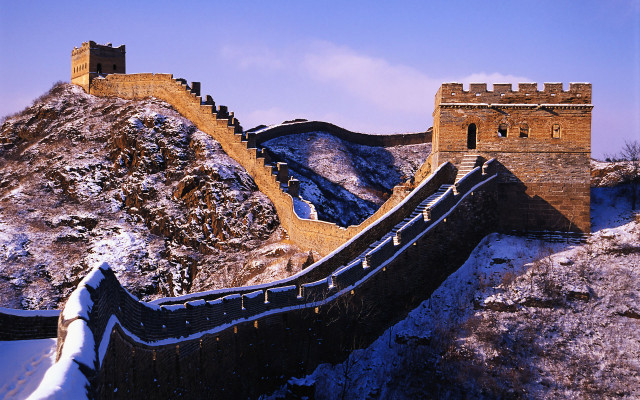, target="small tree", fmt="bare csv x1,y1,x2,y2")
620,140,640,209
